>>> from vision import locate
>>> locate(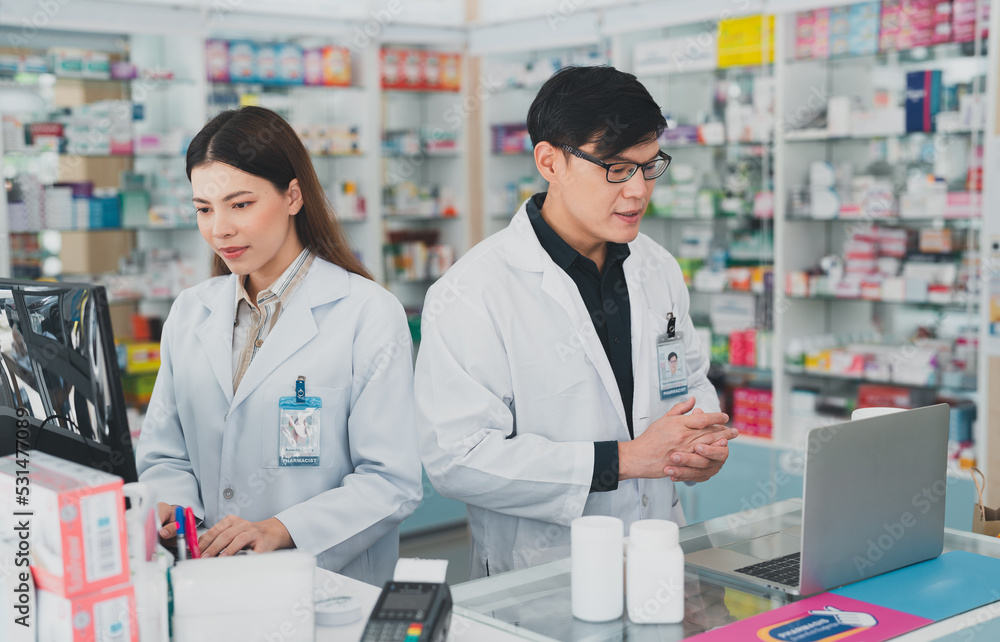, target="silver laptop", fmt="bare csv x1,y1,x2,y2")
686,404,949,596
